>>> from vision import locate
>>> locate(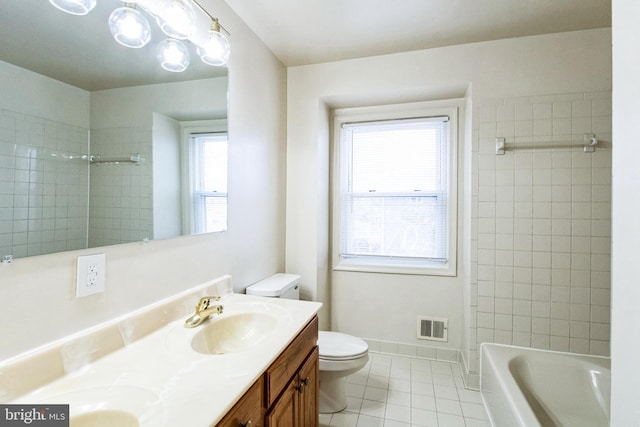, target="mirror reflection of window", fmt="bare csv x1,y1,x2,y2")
189,132,228,234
